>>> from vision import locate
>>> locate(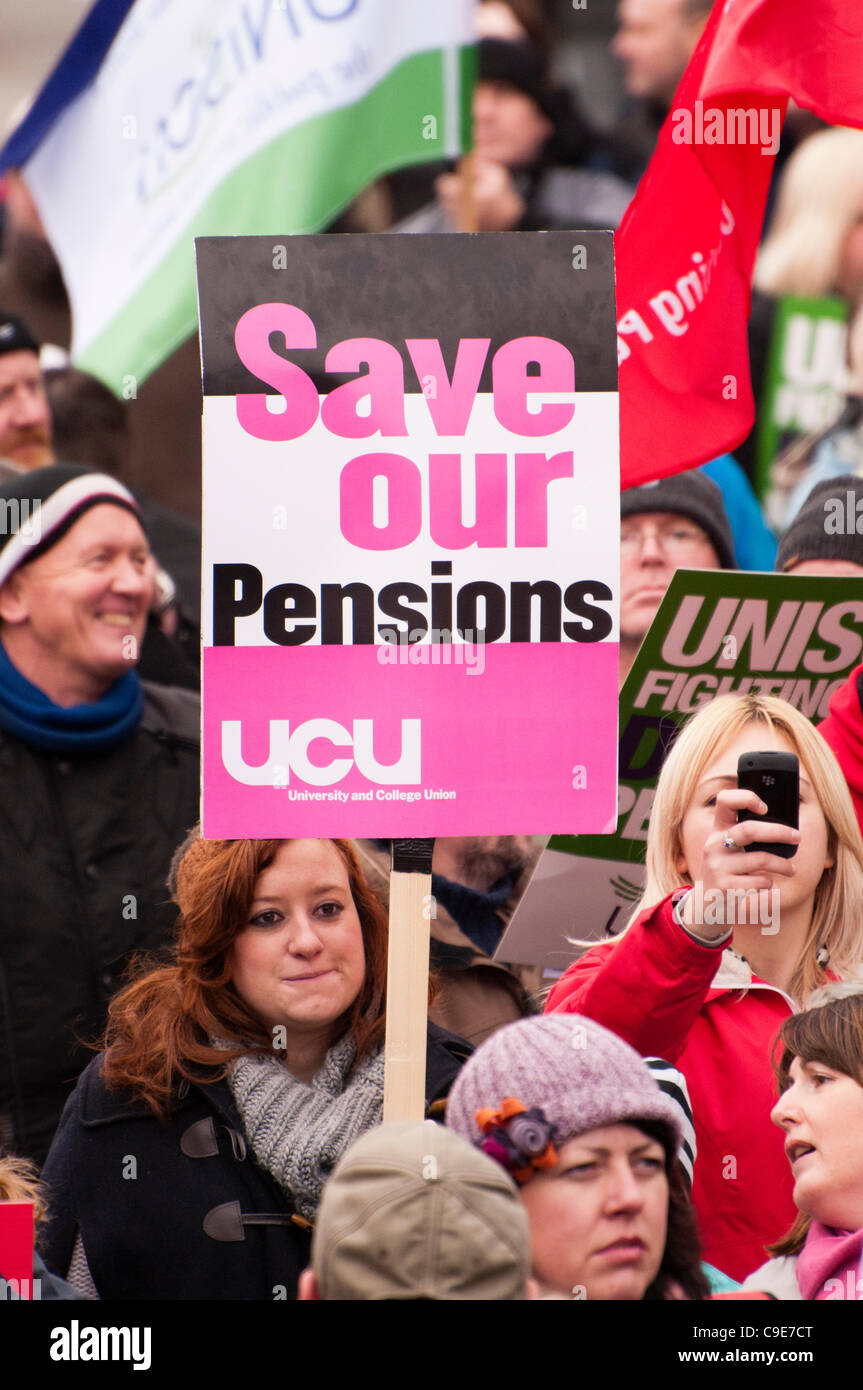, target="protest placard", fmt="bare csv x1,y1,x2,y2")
755,295,848,503
0,1203,35,1299
196,231,620,839
498,570,863,978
